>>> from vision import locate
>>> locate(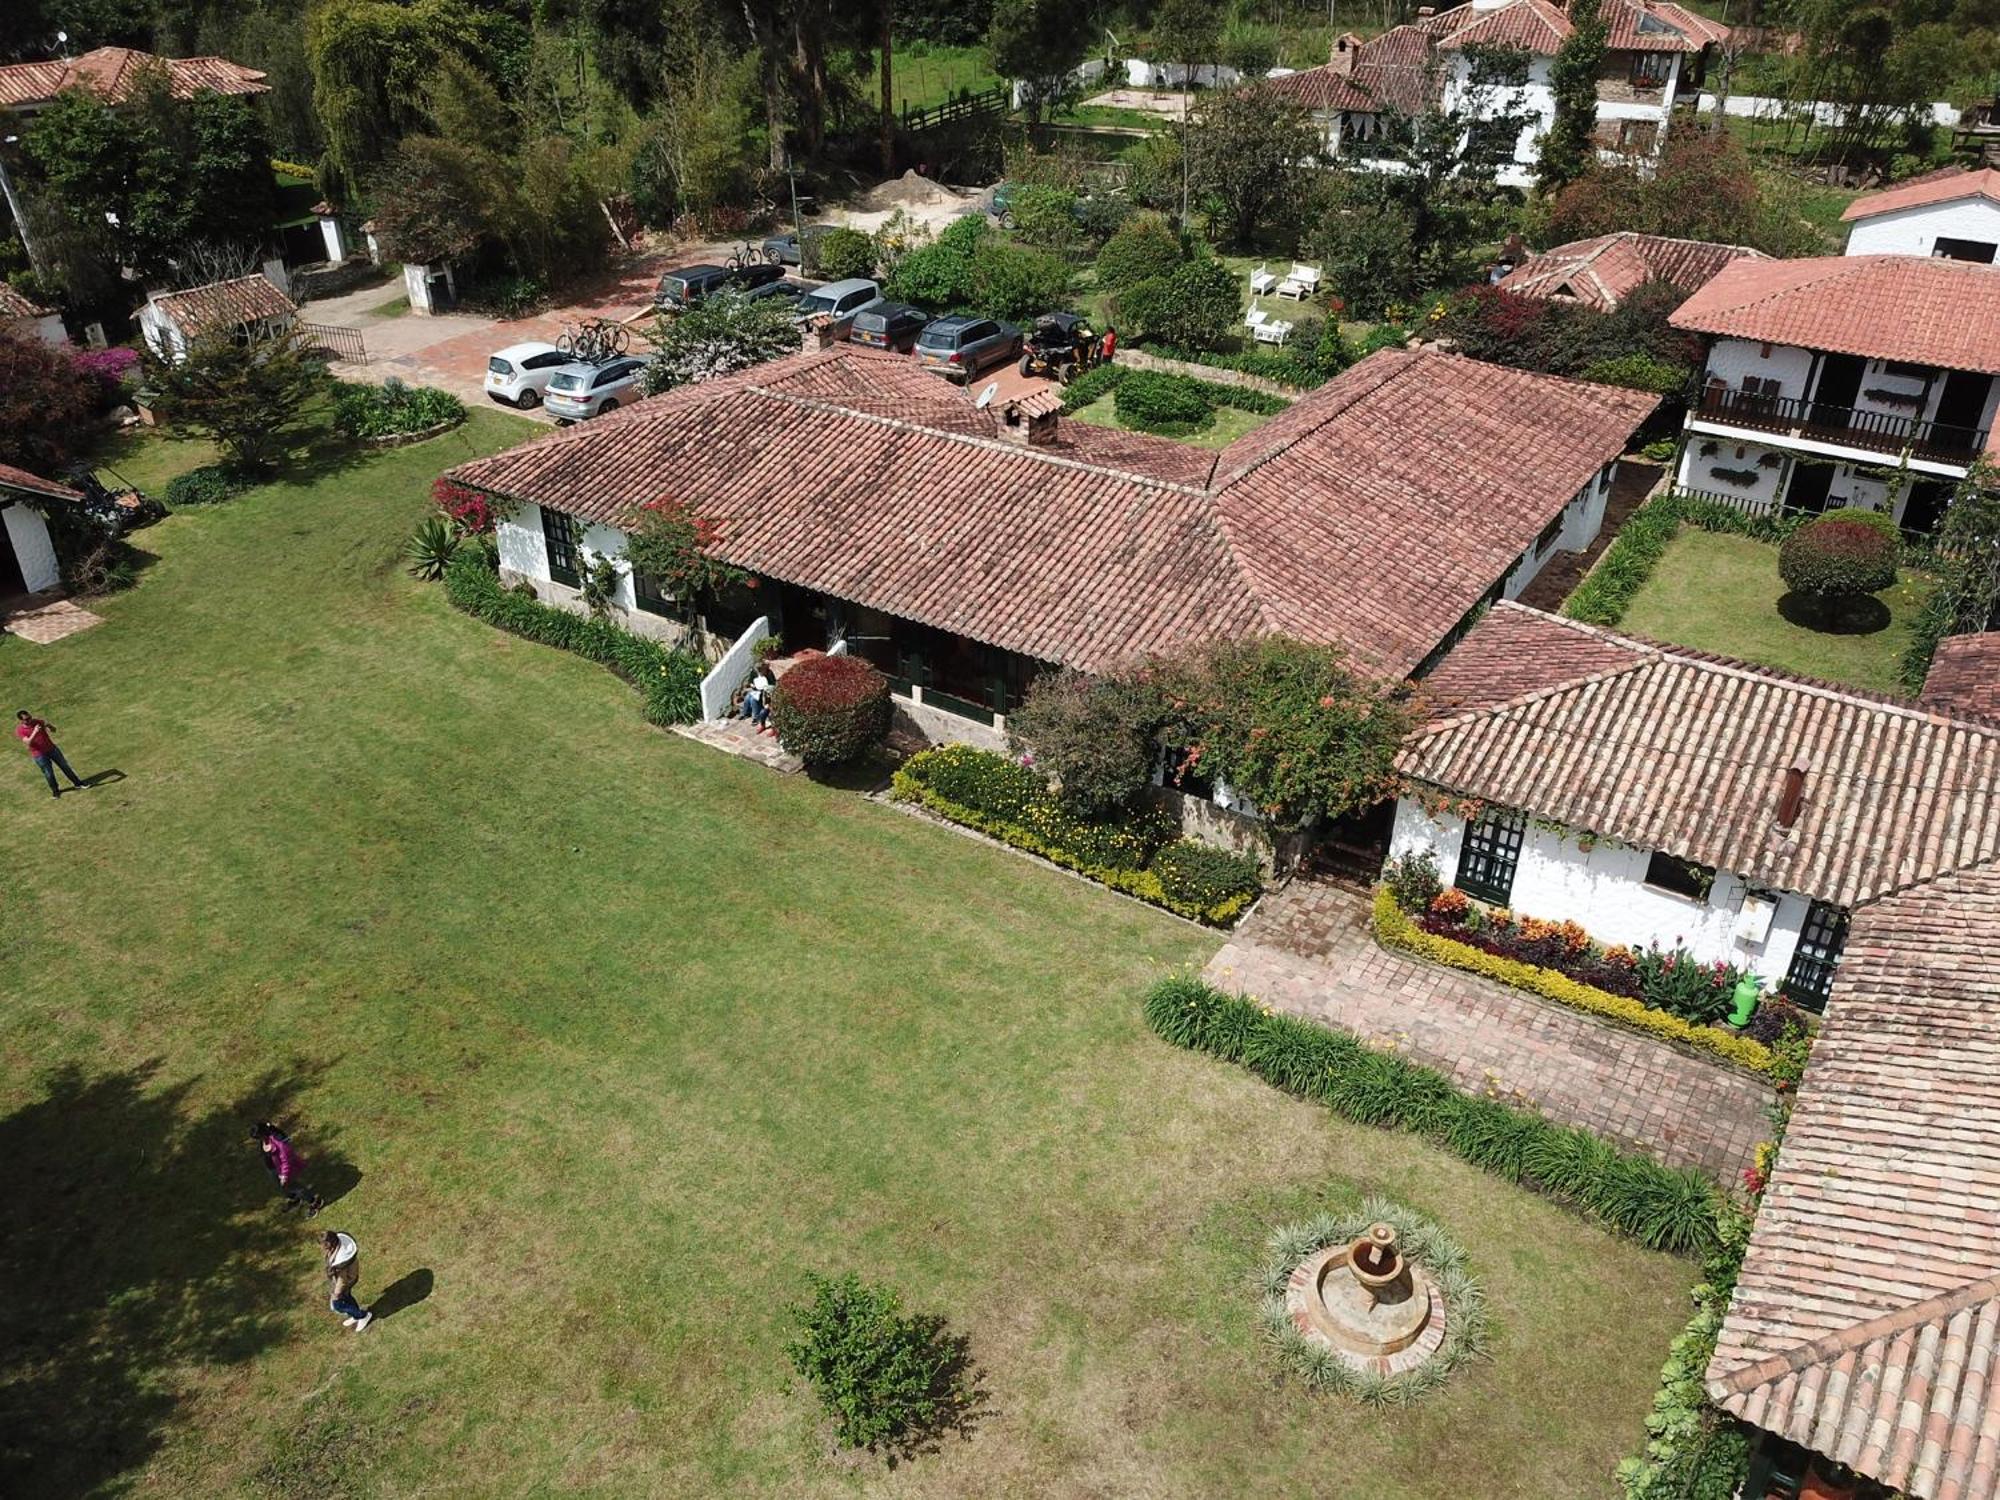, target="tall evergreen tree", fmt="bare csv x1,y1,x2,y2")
1536,0,1606,194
